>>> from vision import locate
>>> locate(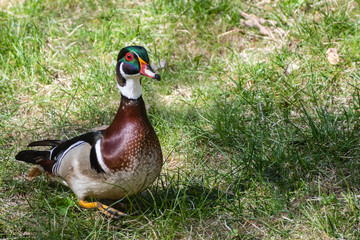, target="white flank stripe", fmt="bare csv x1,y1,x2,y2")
95,139,111,173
